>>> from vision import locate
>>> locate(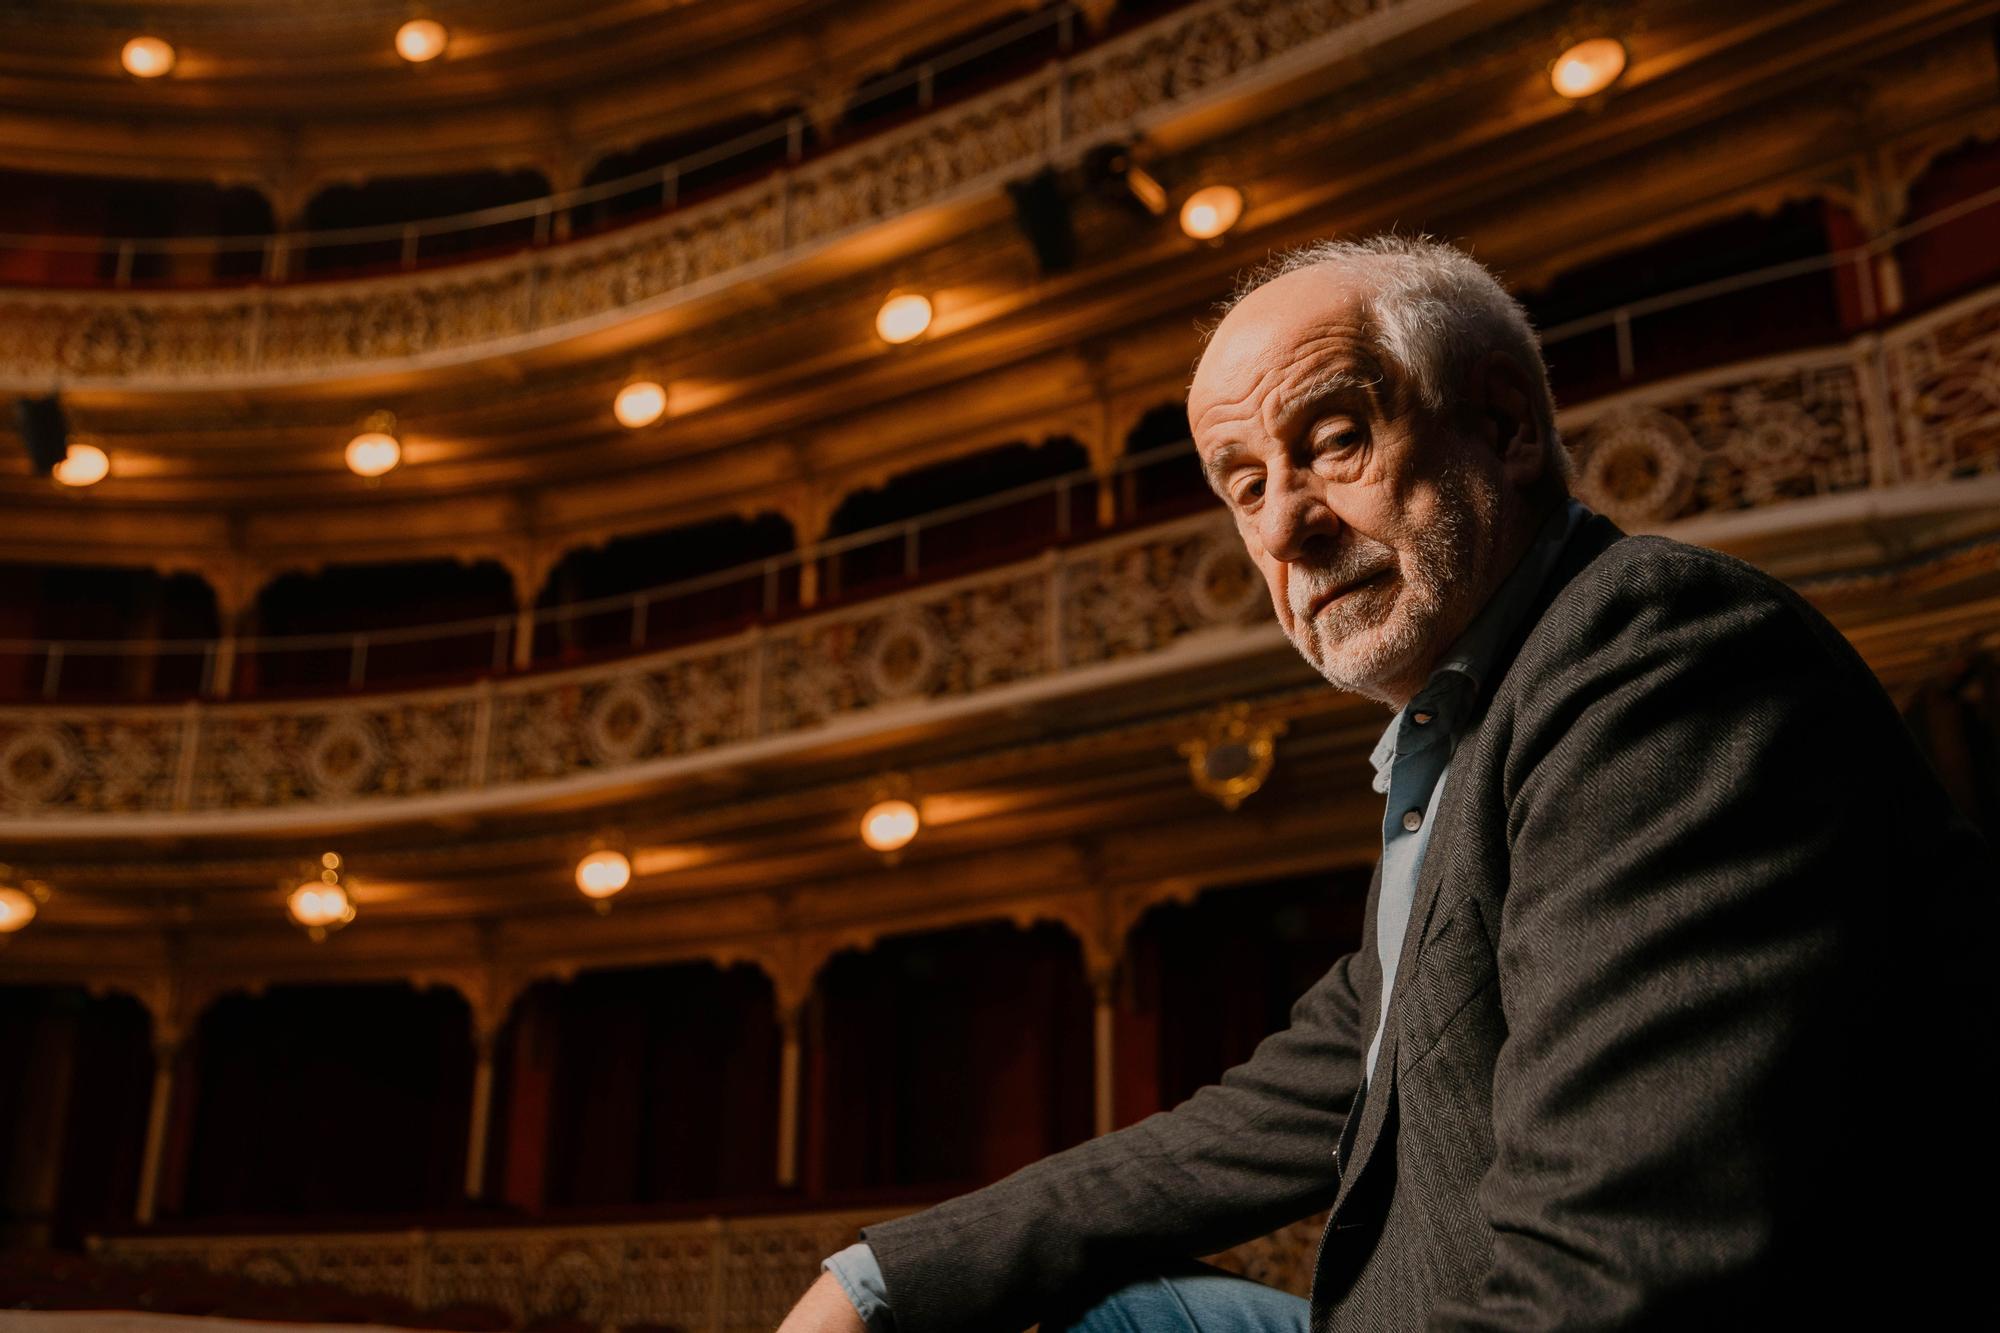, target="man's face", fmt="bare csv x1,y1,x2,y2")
1188,266,1505,706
